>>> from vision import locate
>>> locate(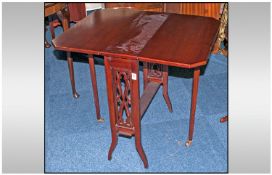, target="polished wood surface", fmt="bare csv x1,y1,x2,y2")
105,3,221,20
105,3,223,56
139,13,219,68
68,3,86,22
105,3,164,12
53,9,220,68
179,3,221,19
